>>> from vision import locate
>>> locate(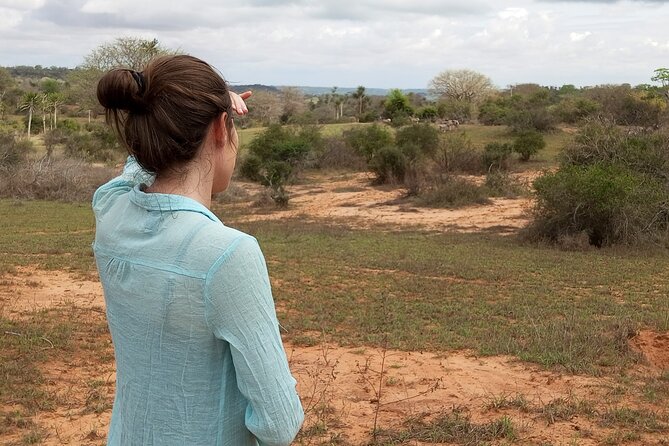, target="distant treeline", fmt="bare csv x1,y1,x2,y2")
3,65,73,80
